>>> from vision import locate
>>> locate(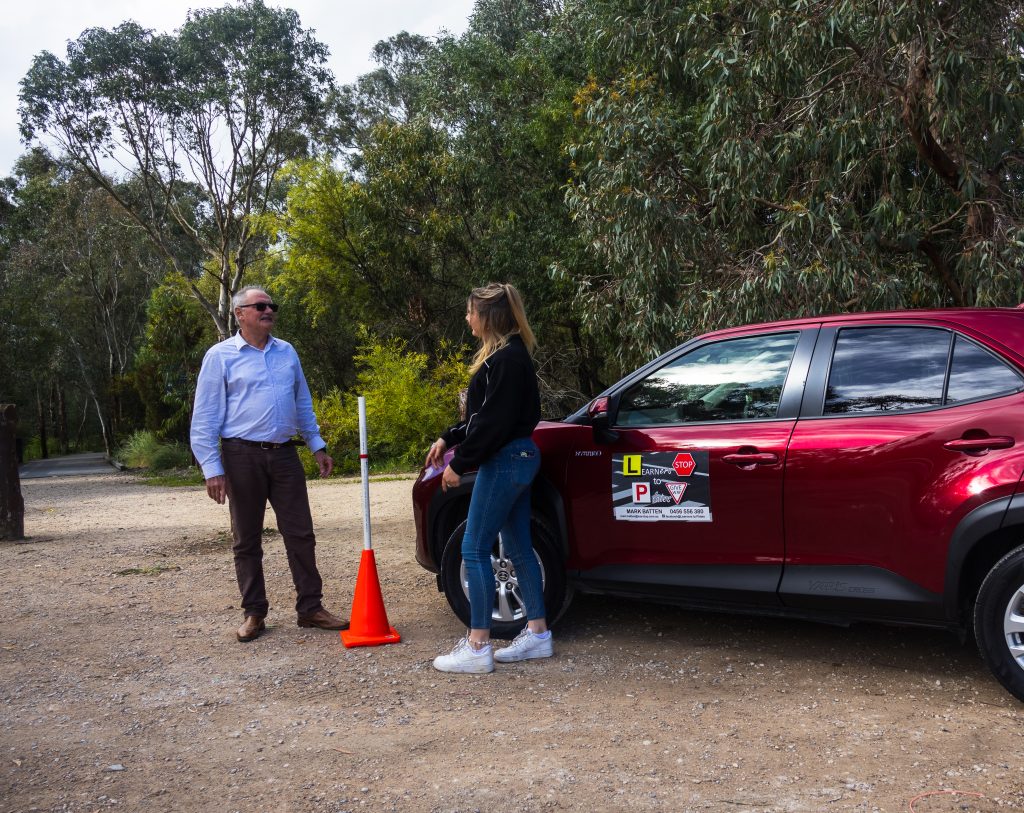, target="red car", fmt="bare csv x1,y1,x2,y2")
413,308,1024,701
